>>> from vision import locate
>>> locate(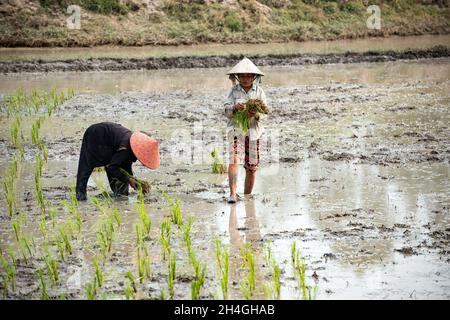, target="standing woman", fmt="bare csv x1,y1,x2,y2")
224,57,268,203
